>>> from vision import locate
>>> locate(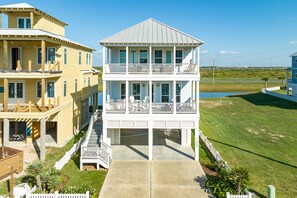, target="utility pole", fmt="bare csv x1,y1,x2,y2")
212,59,215,85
